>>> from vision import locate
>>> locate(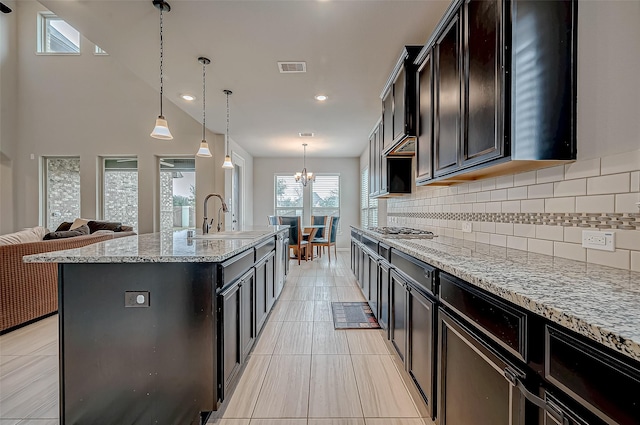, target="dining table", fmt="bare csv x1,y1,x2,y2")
296,224,326,261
